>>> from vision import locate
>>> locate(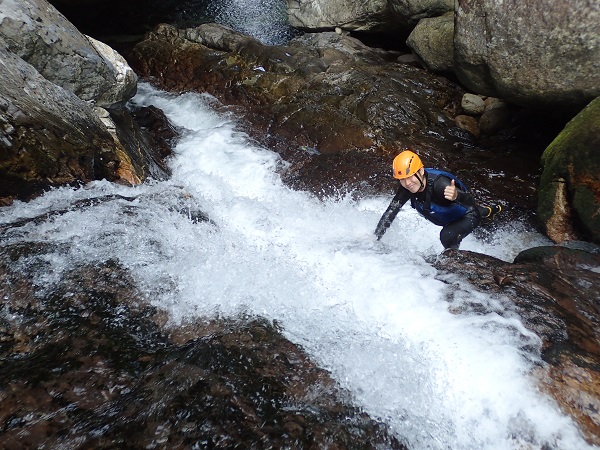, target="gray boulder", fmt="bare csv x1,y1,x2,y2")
406,11,453,72
286,0,453,33
454,0,600,110
0,0,136,107
388,0,454,24
0,43,121,201
0,0,170,204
